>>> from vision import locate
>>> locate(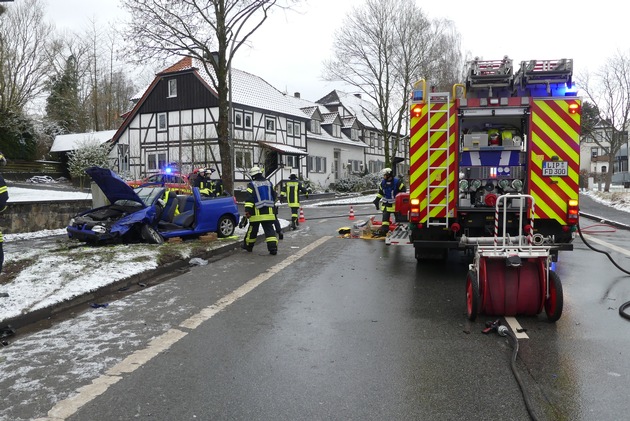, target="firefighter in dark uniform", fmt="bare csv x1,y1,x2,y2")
242,166,278,255
373,167,405,235
279,173,308,230
207,168,224,197
0,152,8,273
